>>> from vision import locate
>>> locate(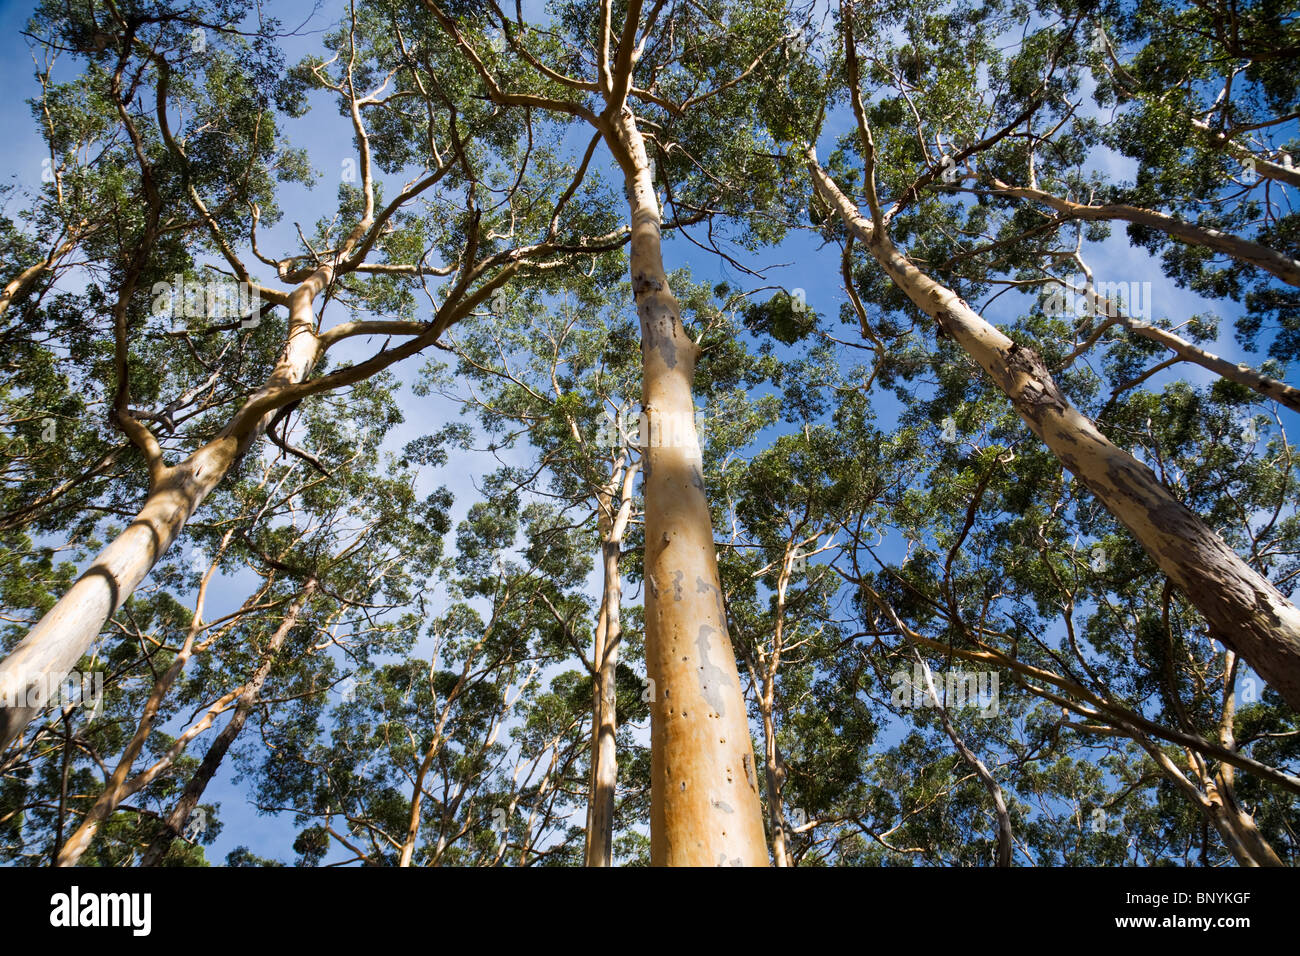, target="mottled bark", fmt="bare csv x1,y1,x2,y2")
605,112,768,865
